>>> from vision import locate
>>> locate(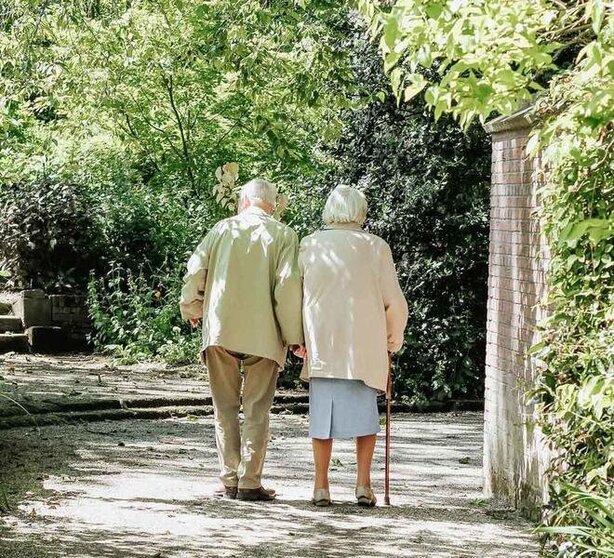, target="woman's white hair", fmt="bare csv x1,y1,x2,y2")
240,178,277,206
322,185,367,225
